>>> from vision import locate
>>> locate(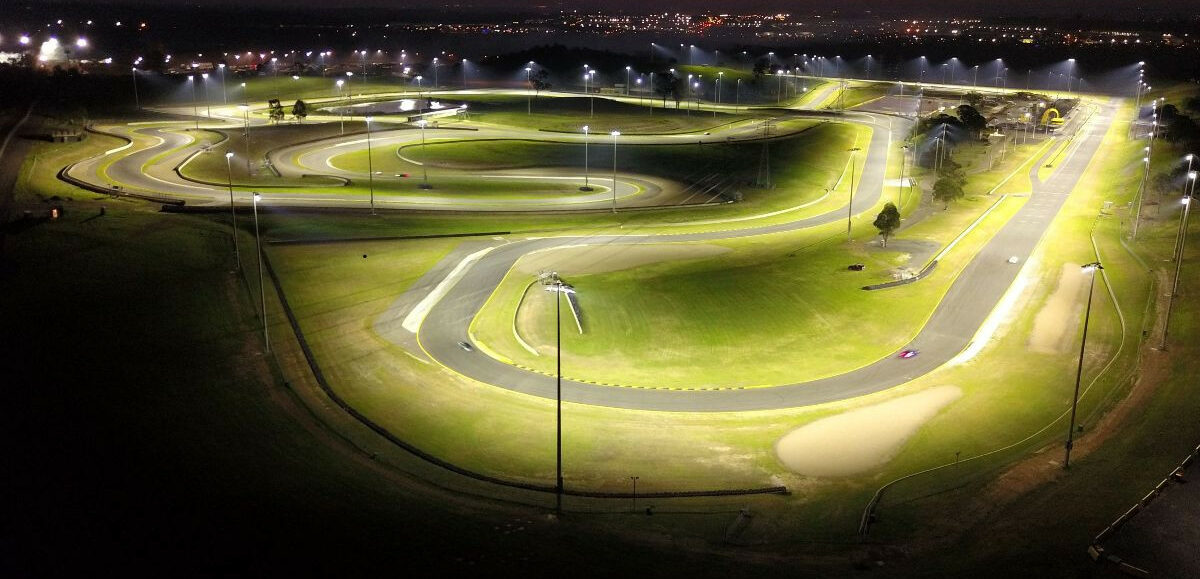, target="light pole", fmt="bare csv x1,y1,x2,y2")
218,63,227,105
972,65,979,88
1132,153,1151,240
544,279,576,515
415,75,423,99
432,57,439,89
131,67,140,110
847,147,861,240
202,73,212,118
899,145,910,207
736,78,741,110
649,72,656,115
581,125,591,191
1162,172,1196,350
417,119,431,190
525,66,533,115
625,65,631,95
252,192,269,352
225,151,241,270
715,72,723,118
588,69,595,117
188,75,199,130
1064,261,1103,469
365,116,376,213
238,104,252,175
335,79,345,135
611,130,620,213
